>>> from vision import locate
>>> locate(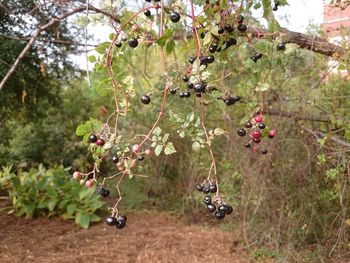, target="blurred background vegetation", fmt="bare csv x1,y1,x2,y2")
1,0,350,262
